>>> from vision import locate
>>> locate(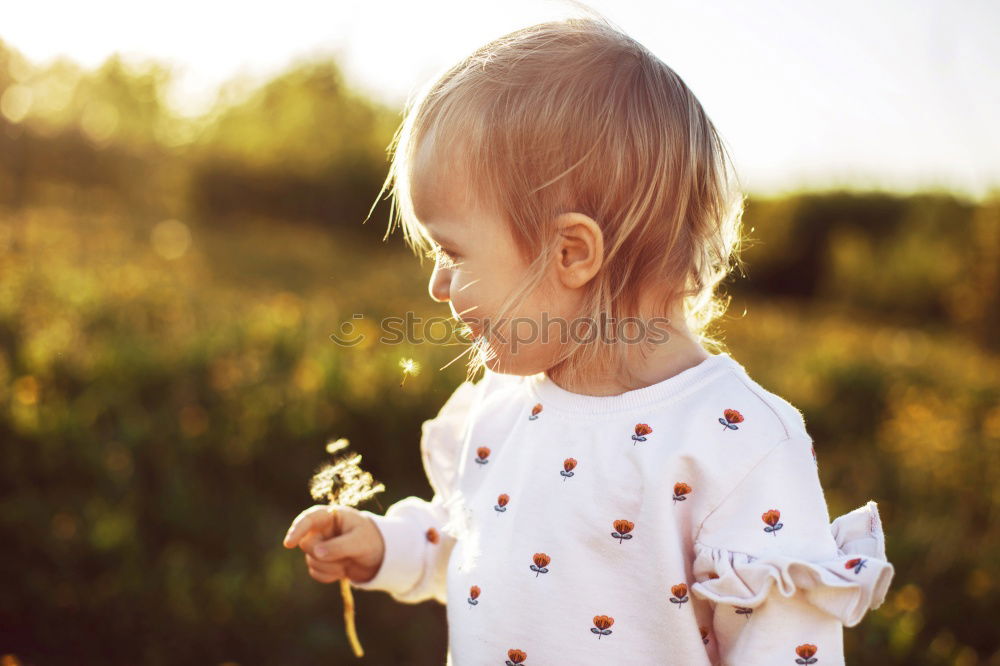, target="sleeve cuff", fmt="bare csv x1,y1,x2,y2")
348,509,426,595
